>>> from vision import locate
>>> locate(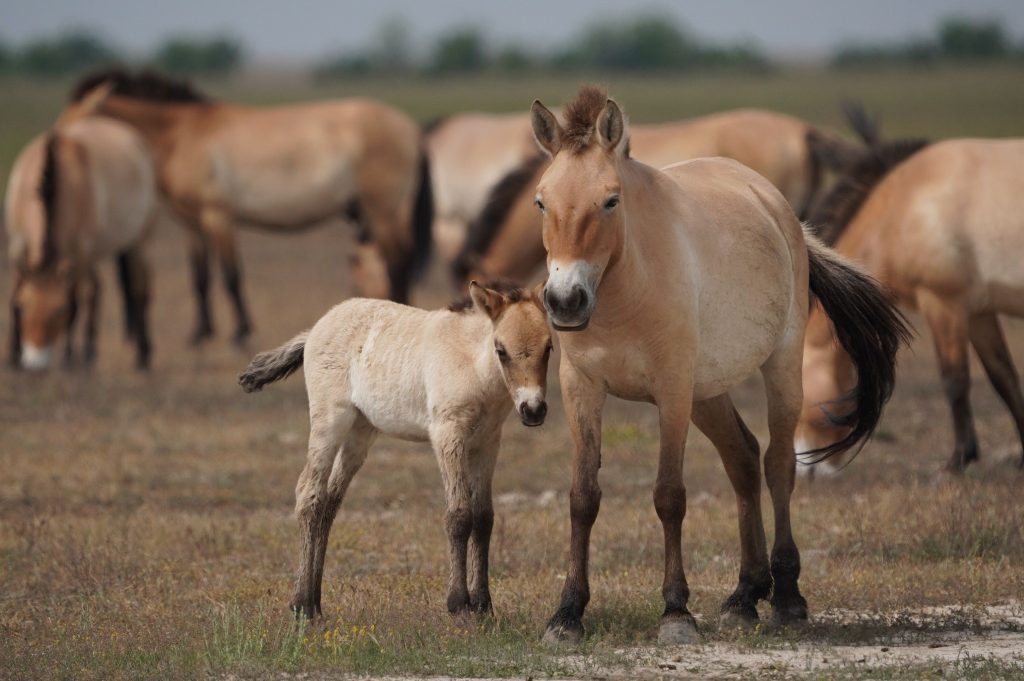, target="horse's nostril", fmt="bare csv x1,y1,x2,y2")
537,402,548,420
574,287,588,312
